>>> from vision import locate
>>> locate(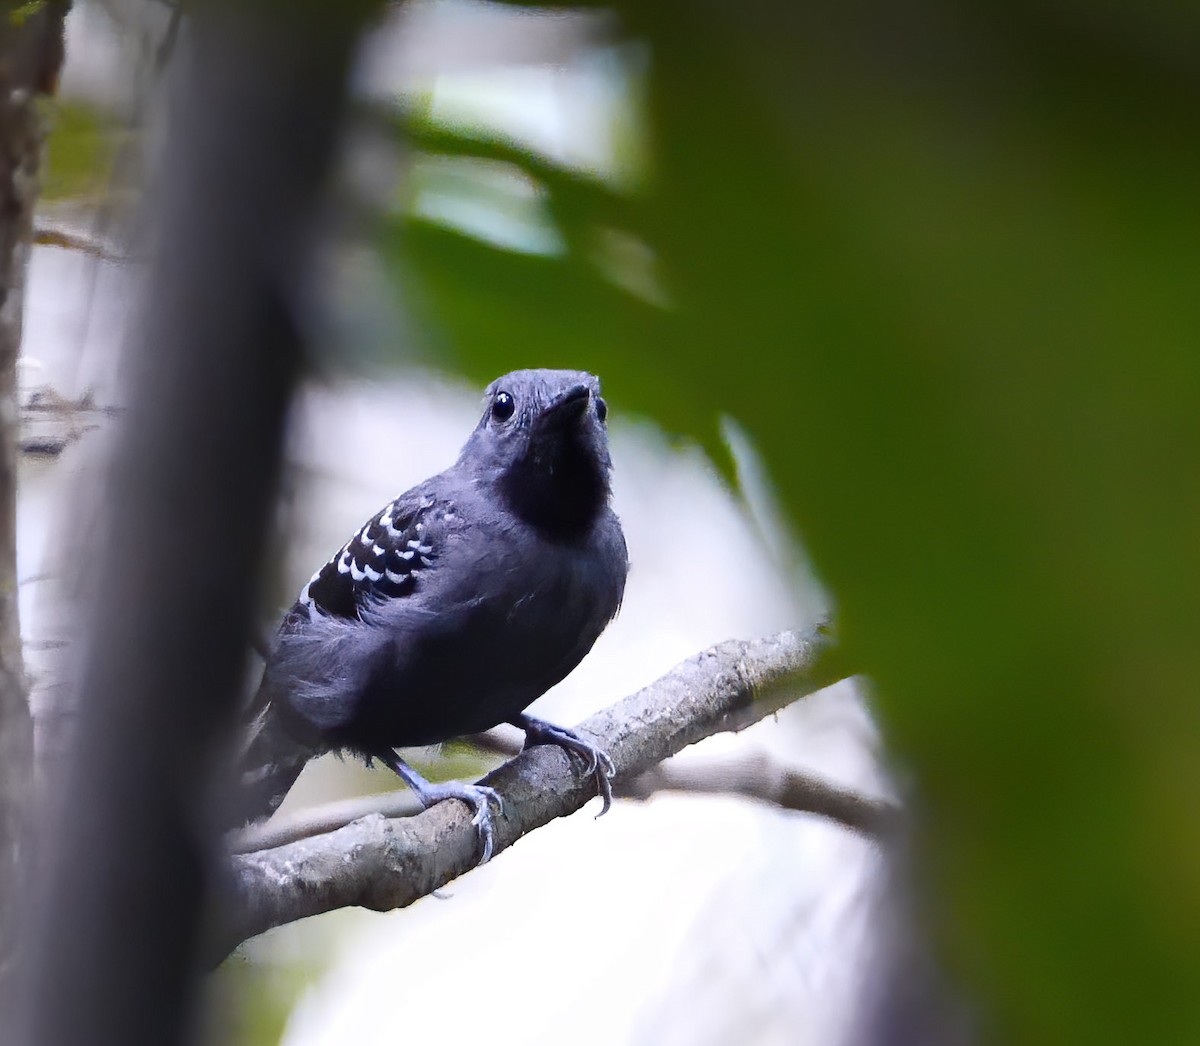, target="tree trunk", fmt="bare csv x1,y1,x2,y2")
0,0,69,1022
20,4,380,1043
